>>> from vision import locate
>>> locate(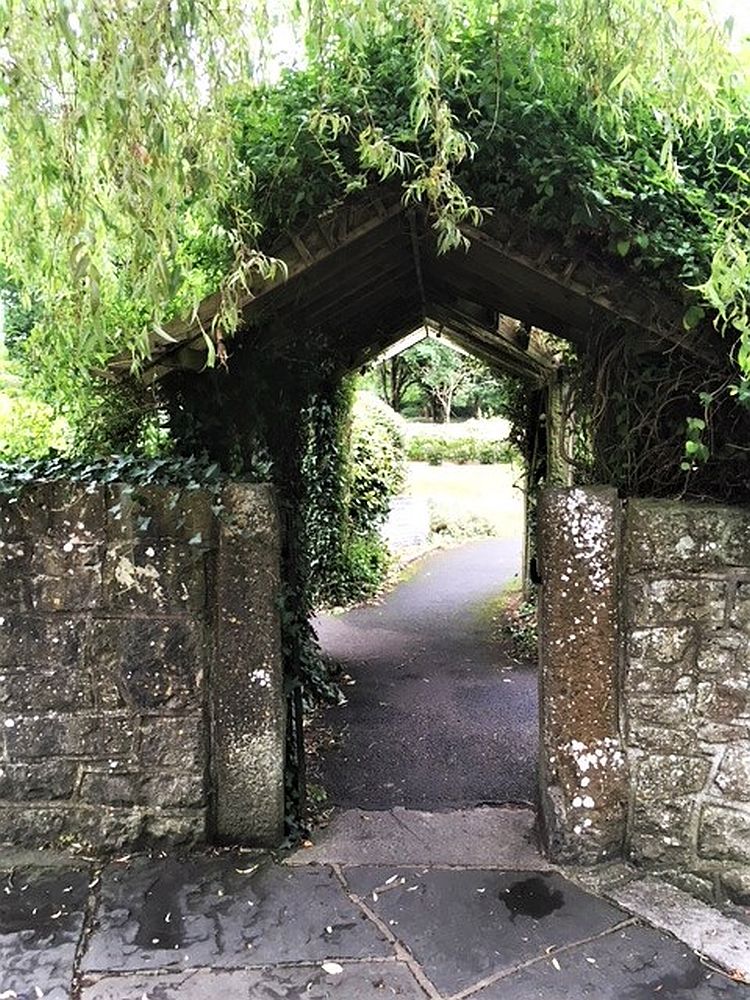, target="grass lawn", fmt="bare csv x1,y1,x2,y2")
402,460,525,540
